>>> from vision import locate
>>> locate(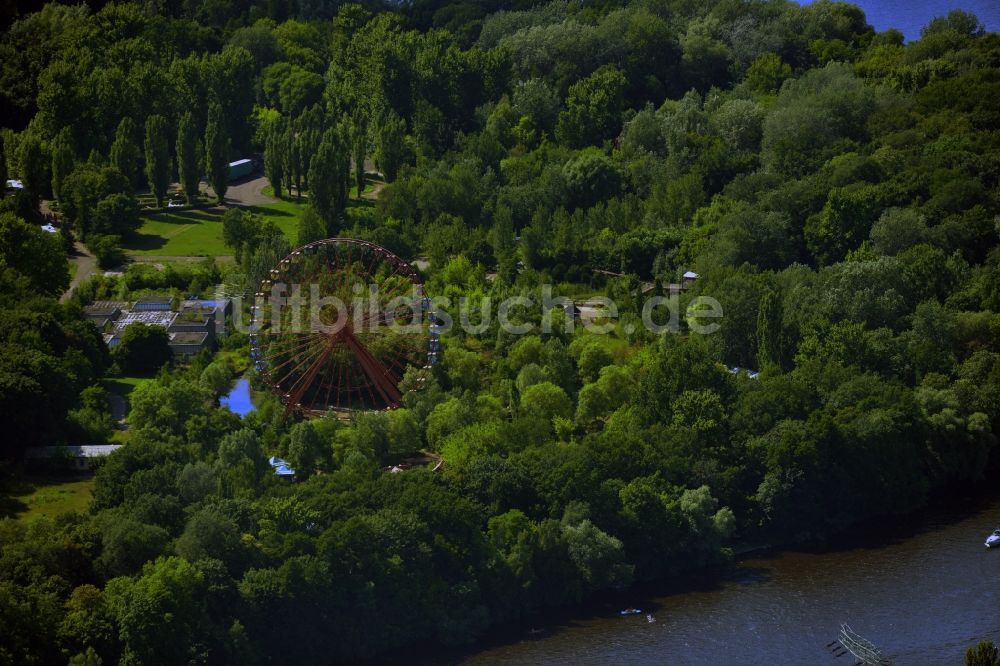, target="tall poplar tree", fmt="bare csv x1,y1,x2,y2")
19,134,46,205
176,112,200,205
289,131,303,199
374,109,406,182
205,102,229,204
756,289,784,373
351,113,367,199
144,115,170,207
282,124,295,198
0,134,7,191
50,130,74,204
309,131,341,236
110,118,141,189
264,120,285,198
